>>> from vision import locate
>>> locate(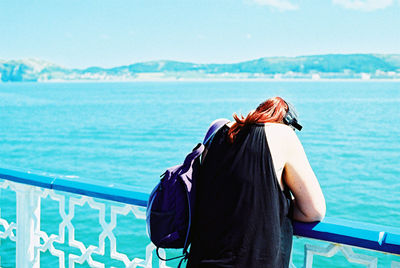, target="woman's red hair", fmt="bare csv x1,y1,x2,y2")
227,97,288,143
